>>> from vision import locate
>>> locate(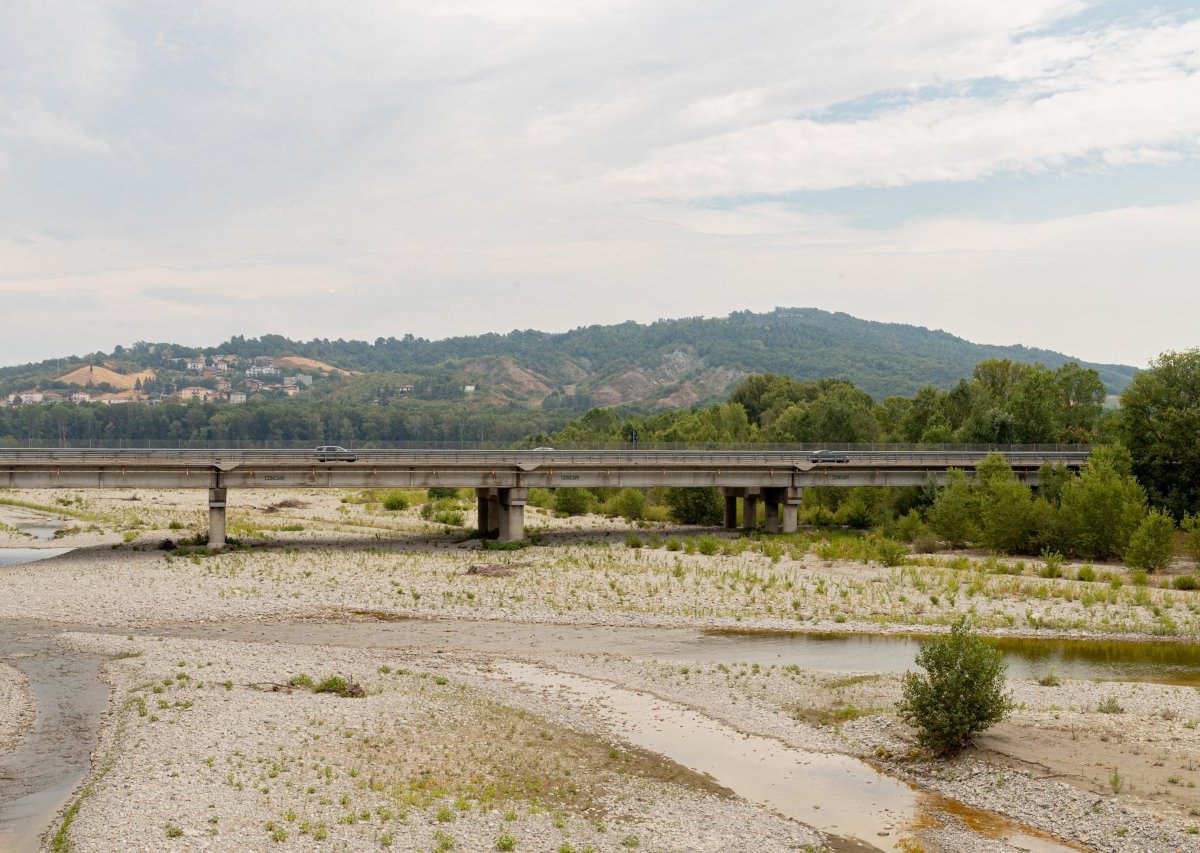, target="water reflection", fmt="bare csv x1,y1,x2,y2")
0,550,73,569
675,630,1200,686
